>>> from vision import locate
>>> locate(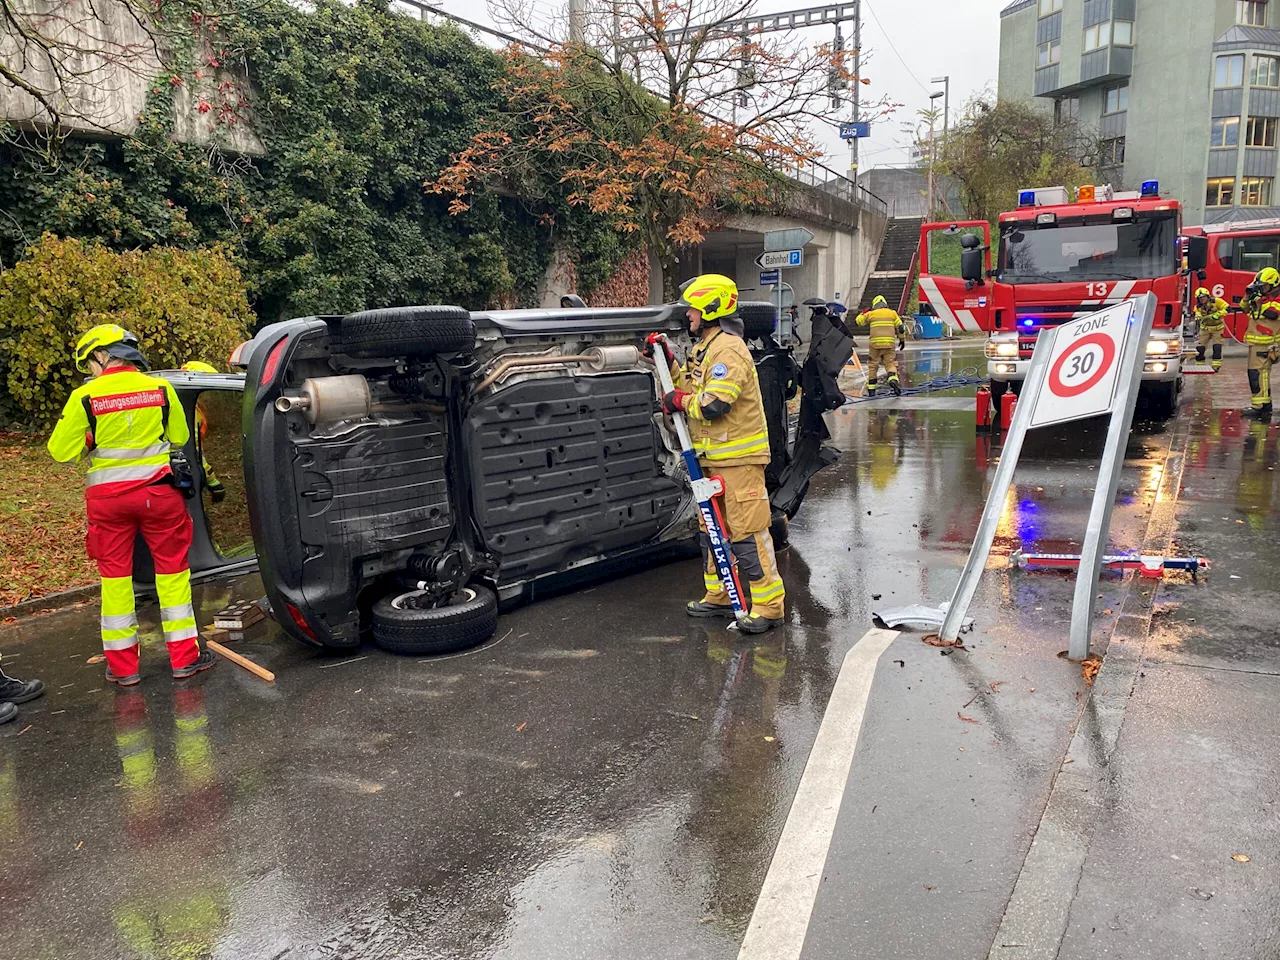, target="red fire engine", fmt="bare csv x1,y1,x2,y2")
1182,217,1280,341
916,181,1189,419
